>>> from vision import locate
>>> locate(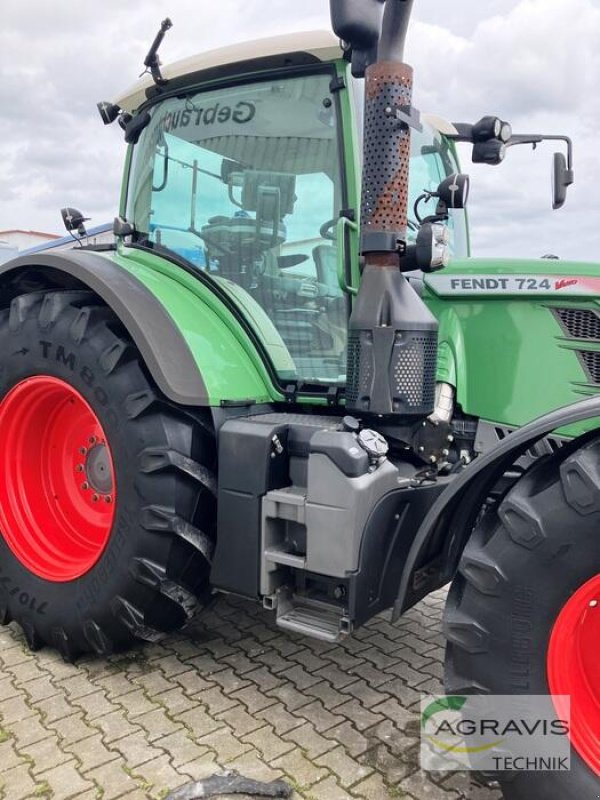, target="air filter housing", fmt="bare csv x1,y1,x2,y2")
346,265,438,417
